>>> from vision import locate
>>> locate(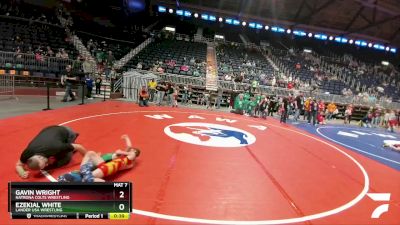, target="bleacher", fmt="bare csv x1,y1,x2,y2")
78,32,138,61
123,39,207,76
0,17,77,78
216,44,275,83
